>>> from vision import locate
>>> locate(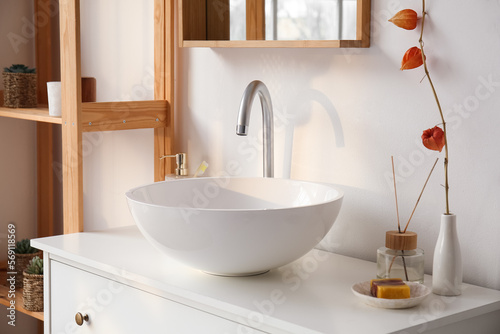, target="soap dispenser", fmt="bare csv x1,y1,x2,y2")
161,153,189,180
161,153,209,180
